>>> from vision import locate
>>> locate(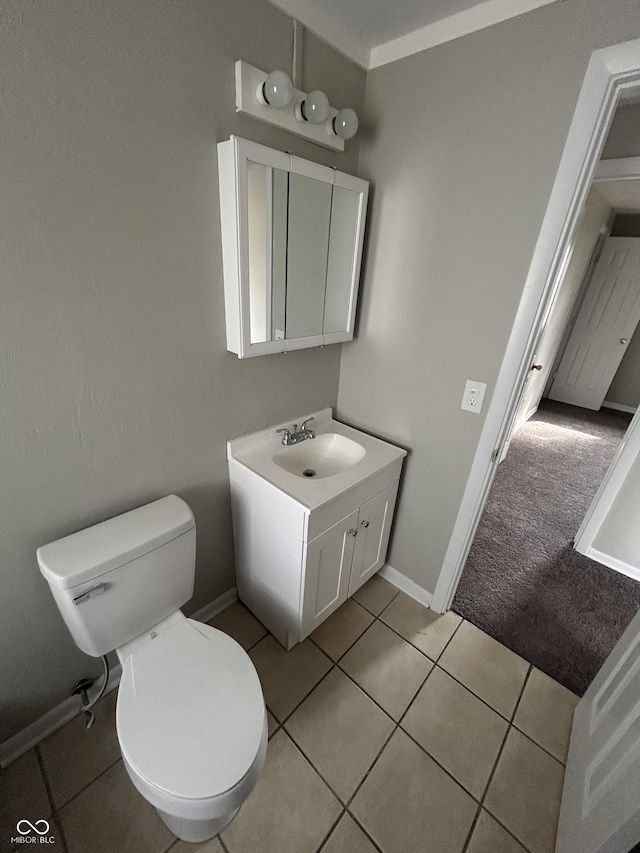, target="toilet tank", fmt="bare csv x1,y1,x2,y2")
37,495,196,657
